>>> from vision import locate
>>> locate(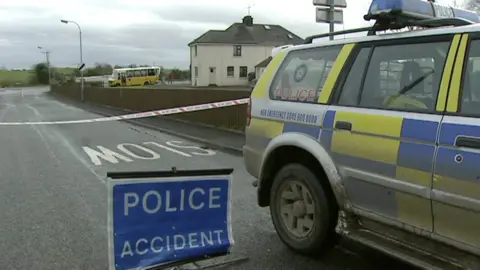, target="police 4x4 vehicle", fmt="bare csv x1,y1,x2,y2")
244,0,480,269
